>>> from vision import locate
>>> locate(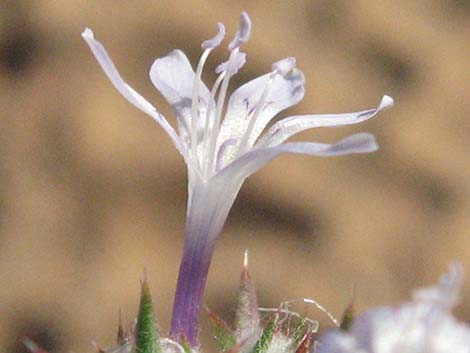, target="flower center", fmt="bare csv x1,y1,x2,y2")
199,13,252,179
189,13,298,180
